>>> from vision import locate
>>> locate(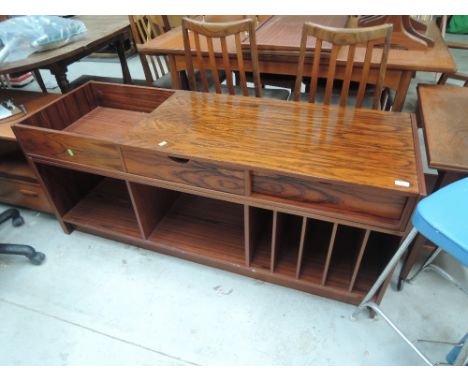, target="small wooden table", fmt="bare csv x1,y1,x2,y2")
12,82,425,305
139,15,457,111
0,16,132,93
399,85,468,283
